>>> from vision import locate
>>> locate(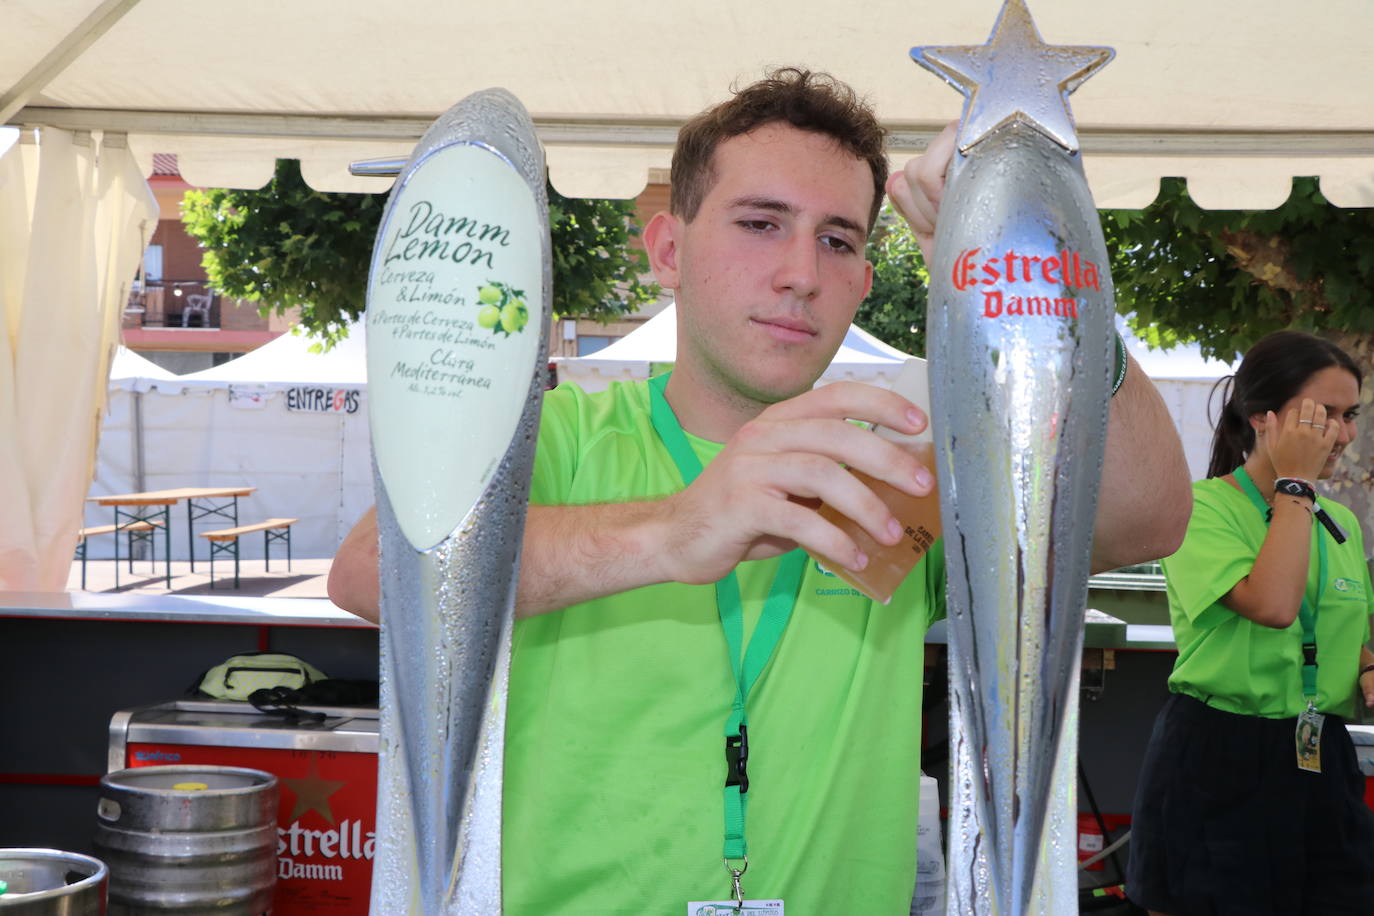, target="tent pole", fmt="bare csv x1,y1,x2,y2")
132,390,146,493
